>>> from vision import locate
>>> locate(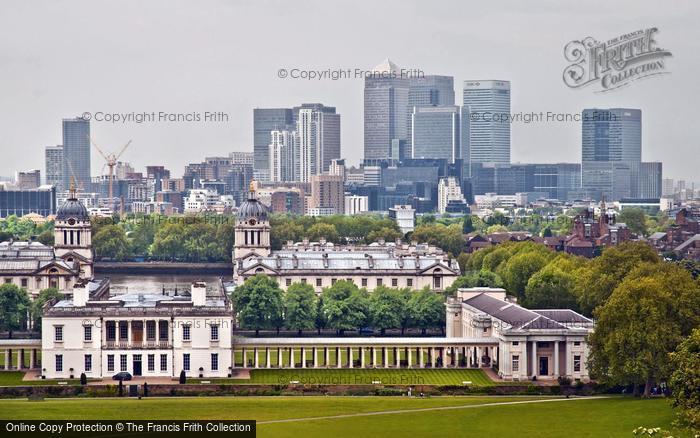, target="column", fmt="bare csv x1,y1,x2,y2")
301,347,306,368
30,349,36,369
242,348,247,368
521,341,528,379
553,341,559,377
564,341,571,377
324,347,329,367
266,348,271,369
419,348,424,368
531,341,537,377
361,347,366,368
395,348,400,368
476,347,481,367
254,348,259,368
278,348,283,368
407,348,412,368
18,349,25,370
313,347,318,368
372,348,377,368
383,347,388,368
336,347,341,368
348,347,353,368
290,348,295,368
